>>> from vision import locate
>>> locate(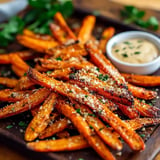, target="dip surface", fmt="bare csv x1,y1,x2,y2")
112,38,159,64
